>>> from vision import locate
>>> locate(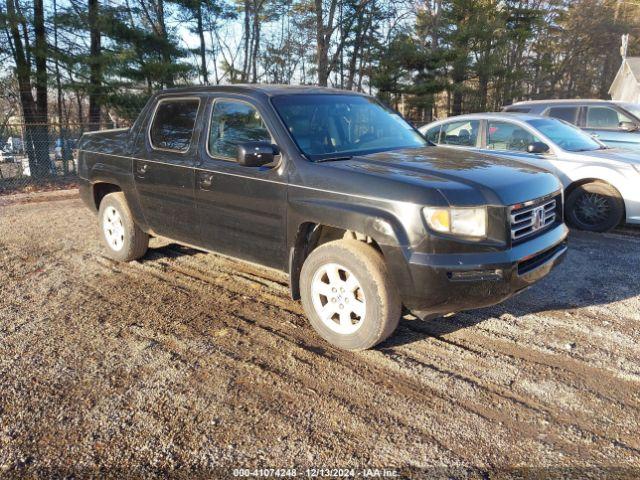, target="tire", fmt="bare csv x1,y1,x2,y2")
565,182,624,232
299,239,401,351
98,192,149,261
